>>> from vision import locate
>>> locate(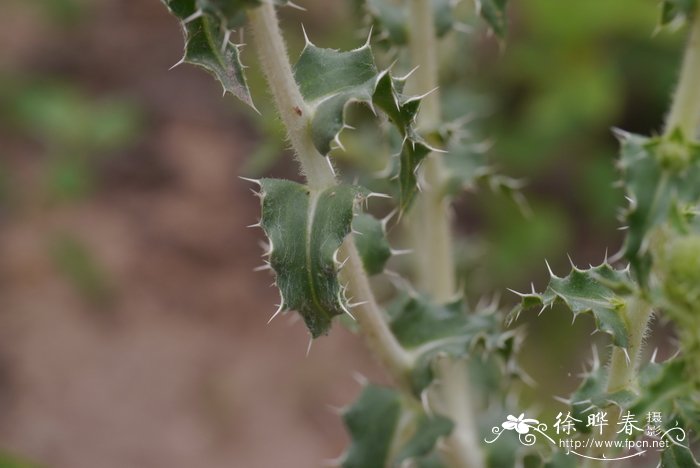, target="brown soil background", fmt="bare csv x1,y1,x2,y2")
0,1,386,467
